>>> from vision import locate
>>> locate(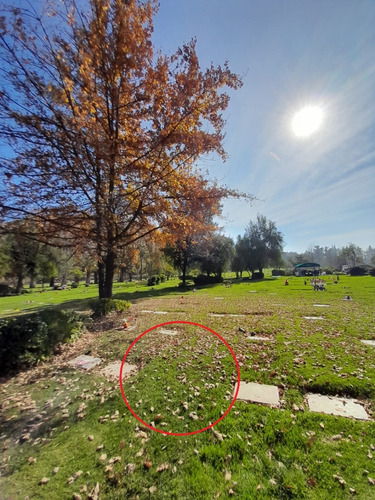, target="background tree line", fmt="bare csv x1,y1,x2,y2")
1,212,374,294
